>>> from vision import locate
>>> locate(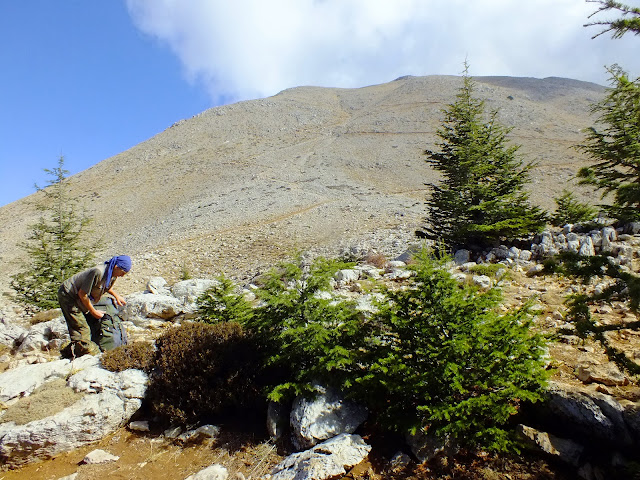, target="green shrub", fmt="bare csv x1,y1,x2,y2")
248,257,367,401
101,342,156,373
468,263,506,278
197,275,253,325
351,249,549,452
551,189,598,226
146,321,262,425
